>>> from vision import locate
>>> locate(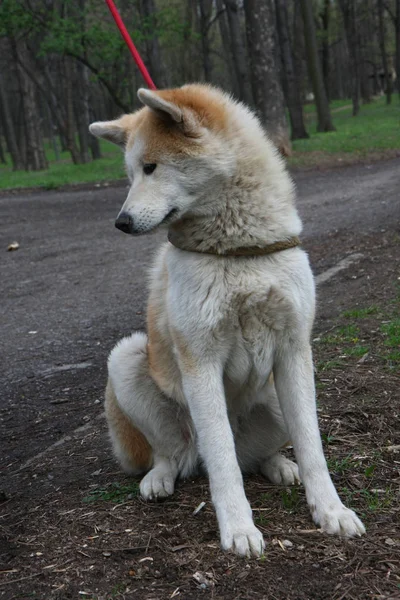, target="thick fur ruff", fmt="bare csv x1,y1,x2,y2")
90,84,365,557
